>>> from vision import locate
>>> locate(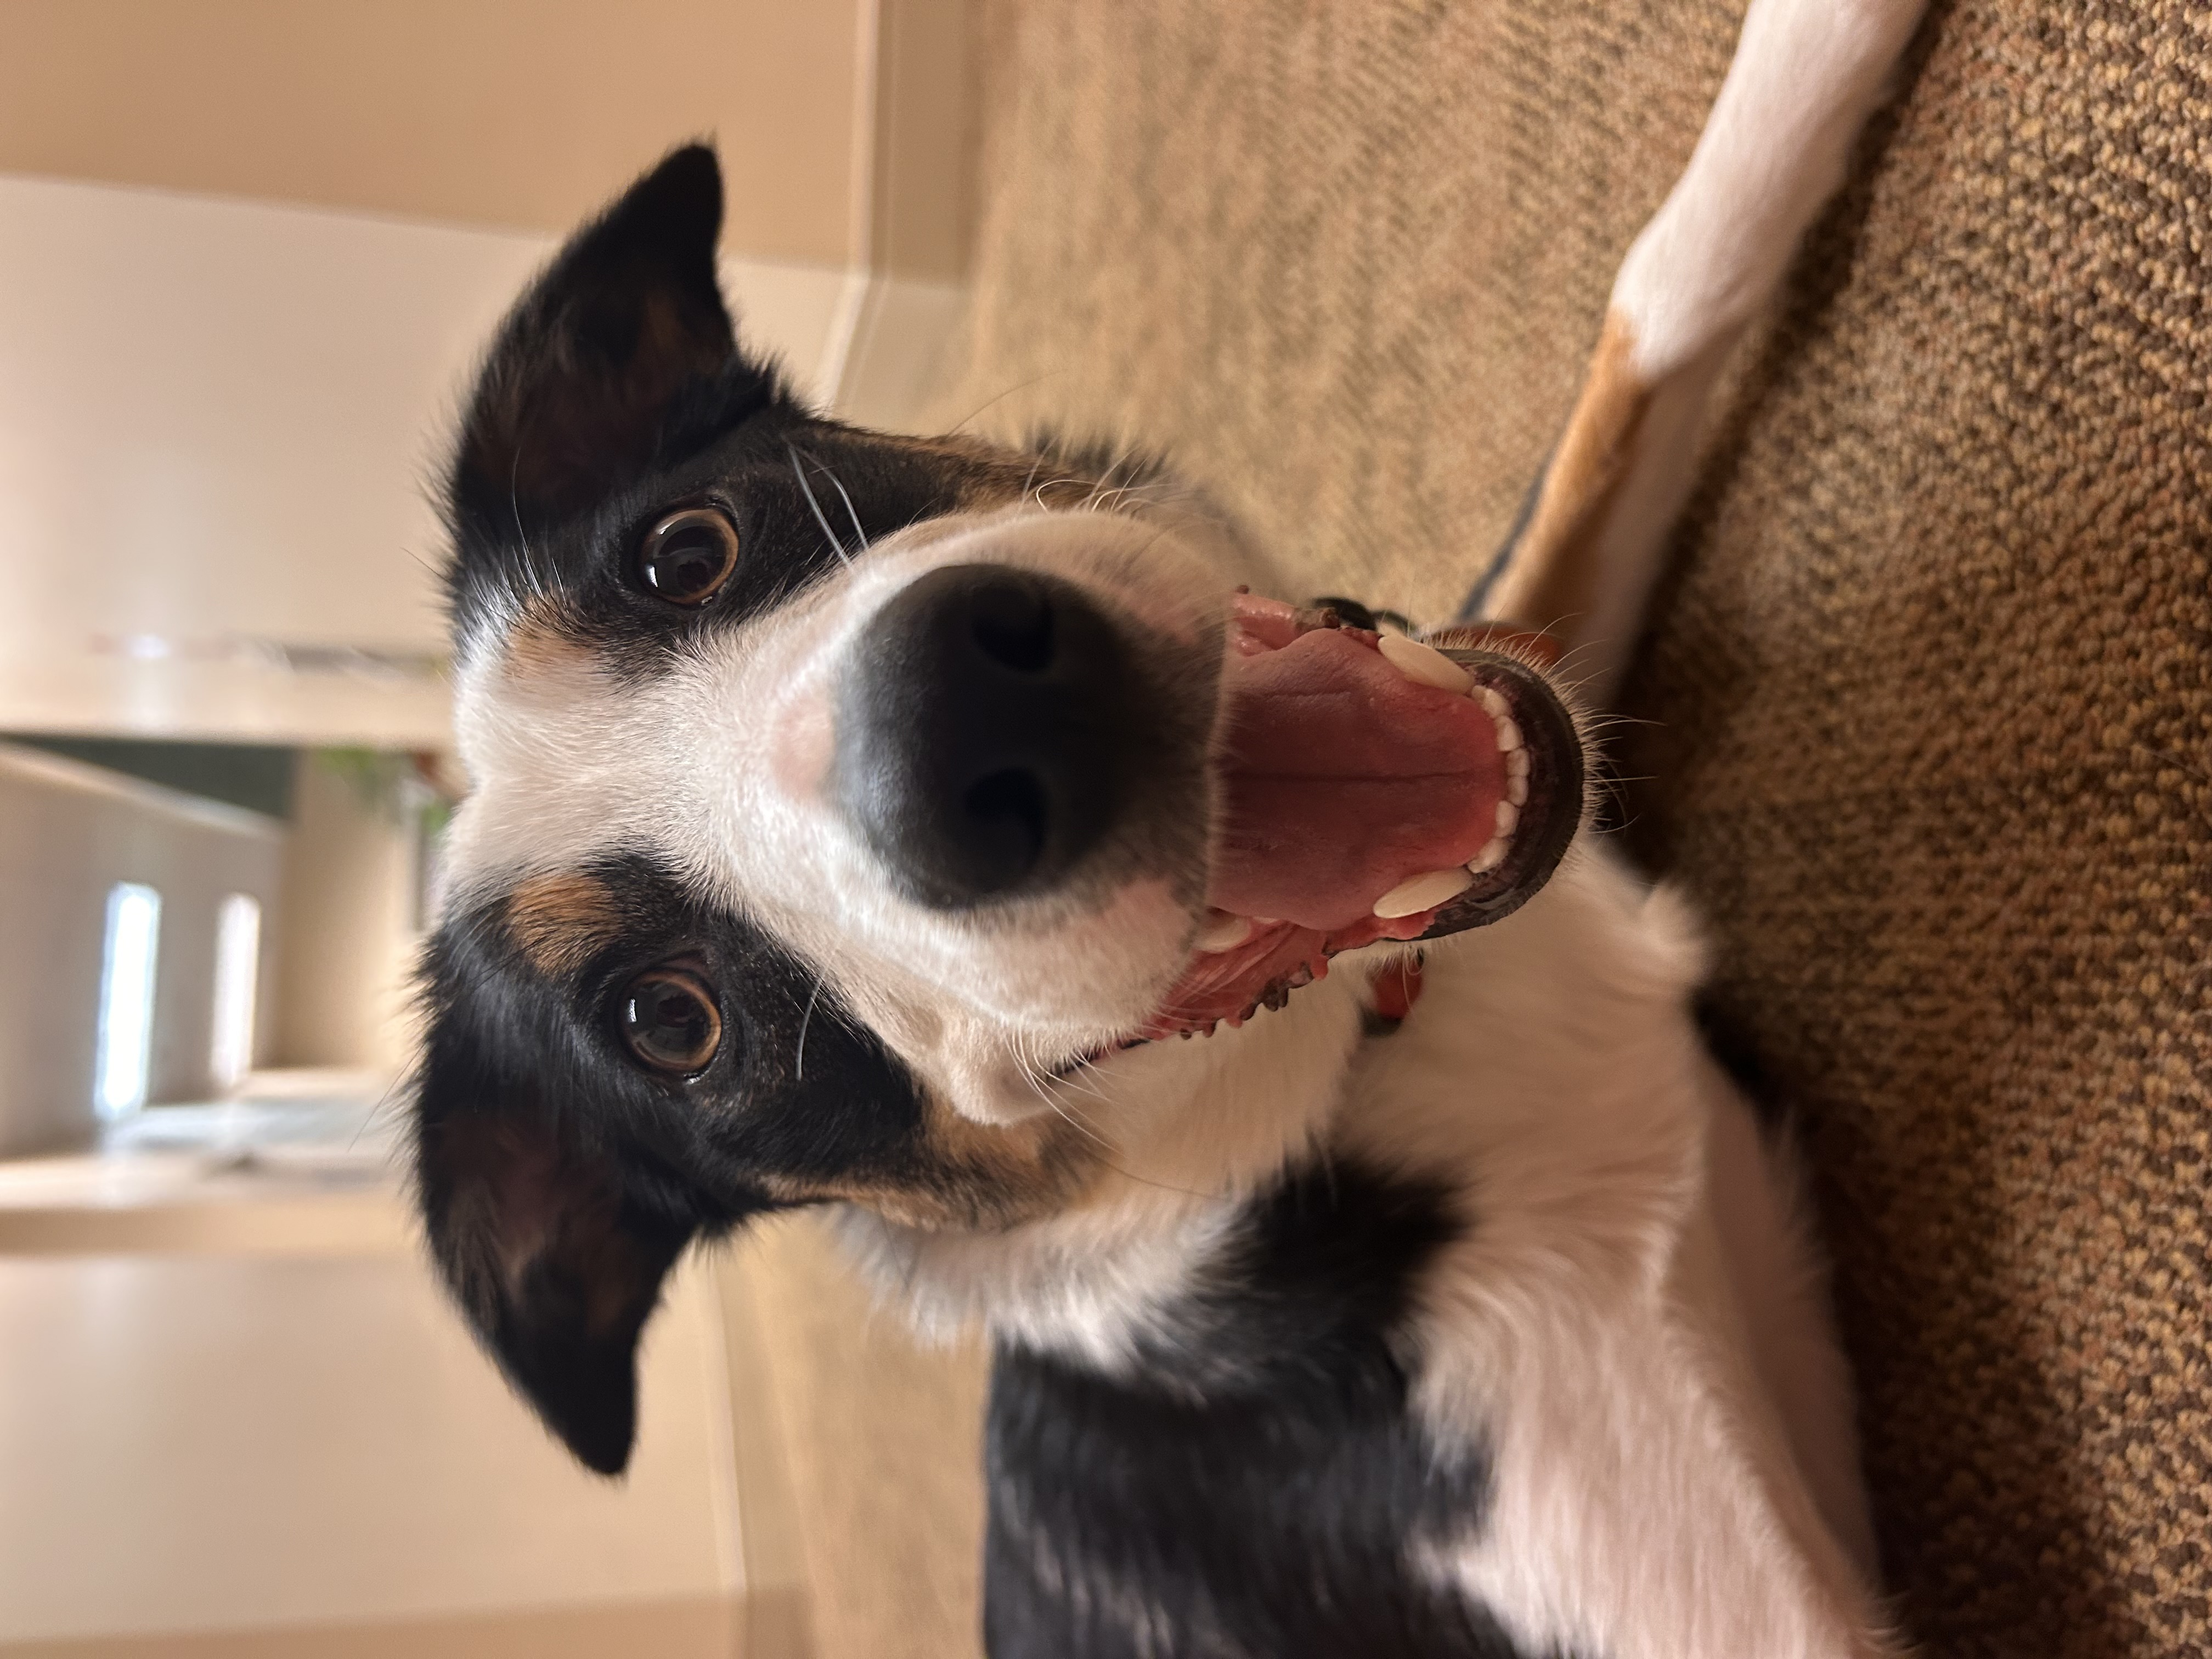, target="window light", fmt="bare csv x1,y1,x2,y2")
96,882,161,1120
209,893,261,1093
